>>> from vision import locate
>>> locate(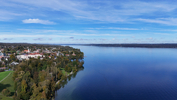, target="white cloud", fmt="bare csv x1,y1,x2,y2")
22,19,55,25
0,34,68,38
154,33,175,35
137,18,177,26
88,27,141,30
0,10,23,21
